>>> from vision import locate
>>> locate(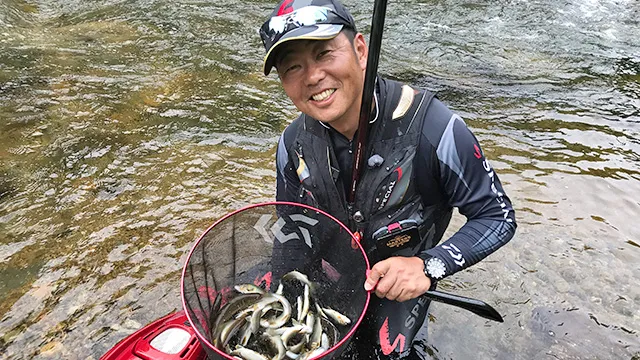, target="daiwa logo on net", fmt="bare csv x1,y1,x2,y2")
254,214,319,248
